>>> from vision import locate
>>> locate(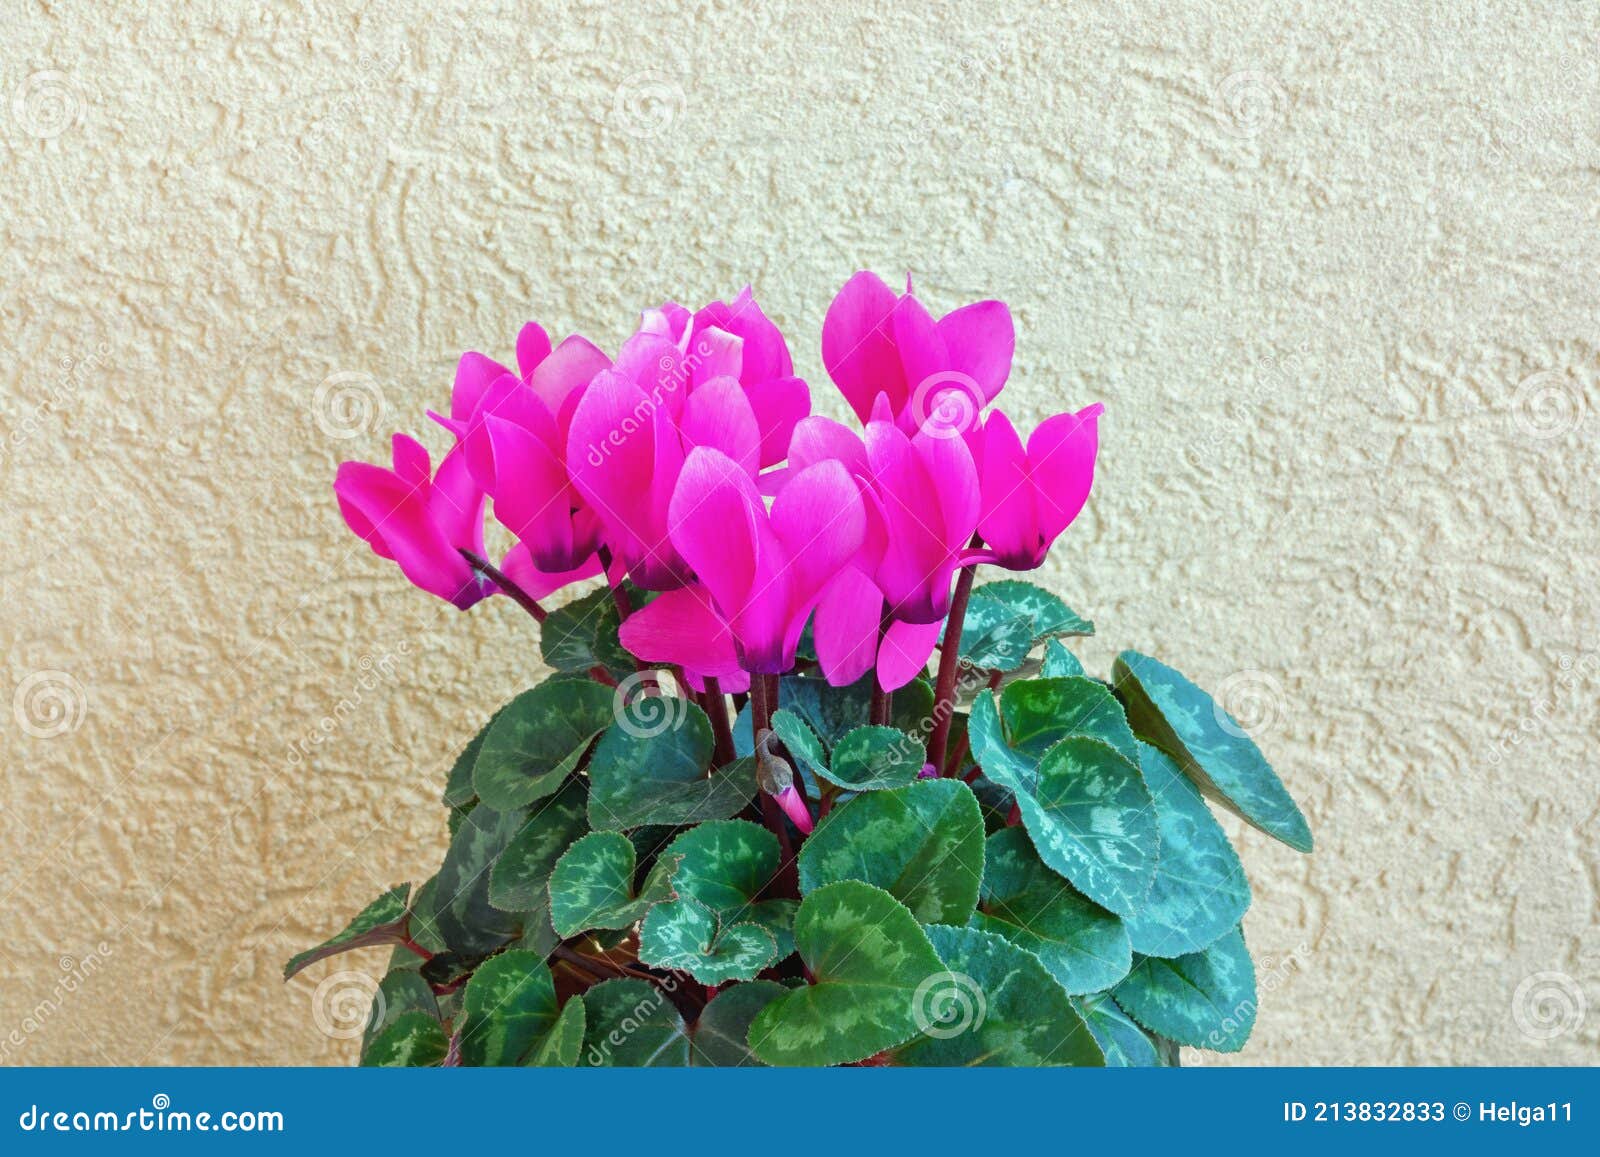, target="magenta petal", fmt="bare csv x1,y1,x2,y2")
877,618,942,691
787,415,868,477
483,413,576,570
915,425,981,550
515,322,553,381
936,299,1014,402
889,292,949,410
744,375,810,469
680,376,761,478
391,432,432,487
773,784,814,834
530,335,611,432
822,271,907,423
1029,402,1103,543
617,586,743,678
452,352,513,424
769,459,865,609
567,370,657,561
689,325,744,386
696,289,794,383
498,544,601,600
812,566,882,686
667,447,764,624
977,410,1036,566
